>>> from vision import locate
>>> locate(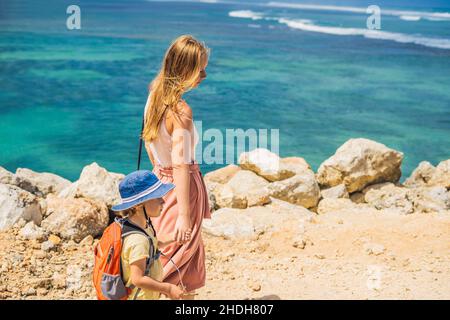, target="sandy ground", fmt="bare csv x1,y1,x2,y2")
1,211,449,300
197,211,450,300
